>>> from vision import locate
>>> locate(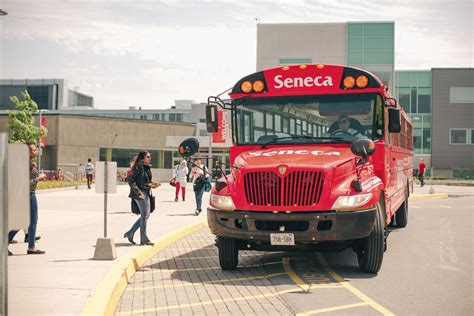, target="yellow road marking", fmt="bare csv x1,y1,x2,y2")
116,288,300,315
316,253,395,316
128,272,287,291
296,302,369,315
410,193,448,199
282,258,345,292
139,260,282,273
